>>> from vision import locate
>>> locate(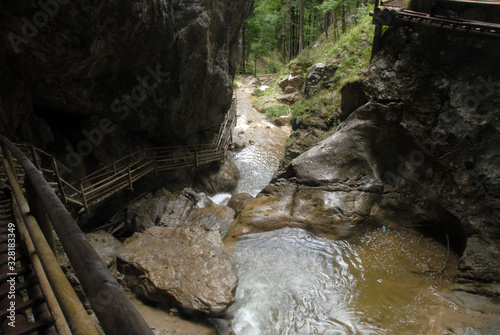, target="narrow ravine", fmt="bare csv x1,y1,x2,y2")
225,81,496,334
